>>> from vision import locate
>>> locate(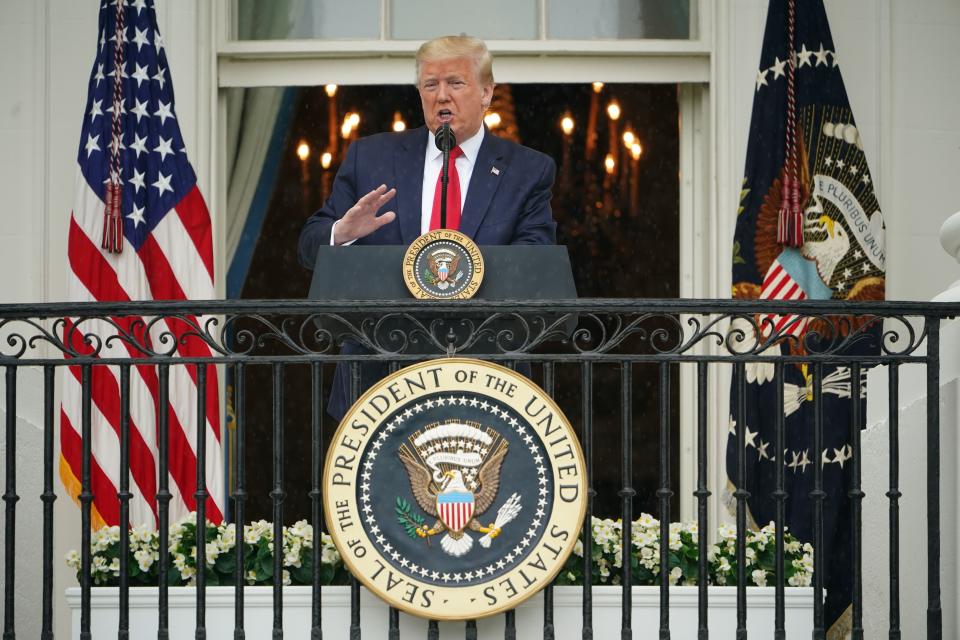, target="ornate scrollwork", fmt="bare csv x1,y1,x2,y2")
0,303,940,362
